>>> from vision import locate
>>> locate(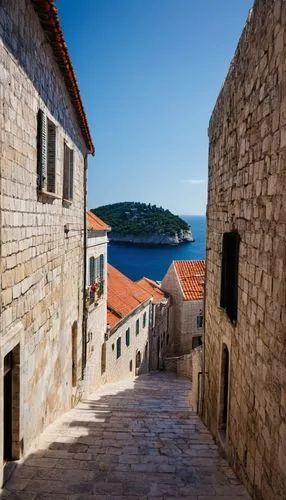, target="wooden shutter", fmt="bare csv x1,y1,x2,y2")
116,337,121,359
100,254,104,281
220,233,228,309
220,232,240,323
63,143,69,199
37,109,47,190
47,119,56,193
69,149,74,200
89,257,95,285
